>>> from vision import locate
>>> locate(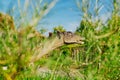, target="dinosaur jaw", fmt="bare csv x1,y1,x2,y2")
64,37,85,44
63,35,85,44
77,37,85,44
77,40,84,44
64,41,84,44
